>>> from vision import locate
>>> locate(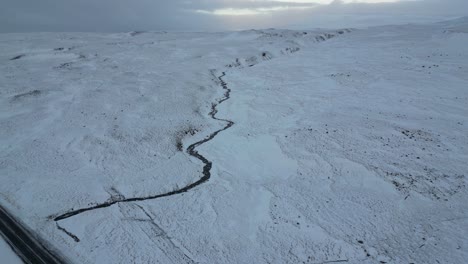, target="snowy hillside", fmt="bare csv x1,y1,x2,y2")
0,18,467,263
0,236,22,264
